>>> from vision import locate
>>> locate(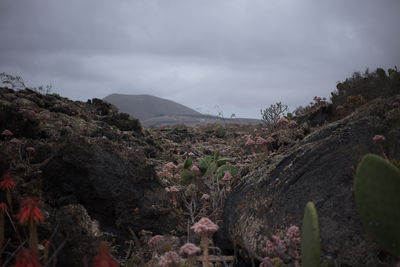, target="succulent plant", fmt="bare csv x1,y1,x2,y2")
214,124,226,138
180,169,195,185
198,152,232,176
198,155,212,174
216,164,237,180
301,201,320,267
205,161,218,176
183,157,193,169
354,154,400,256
